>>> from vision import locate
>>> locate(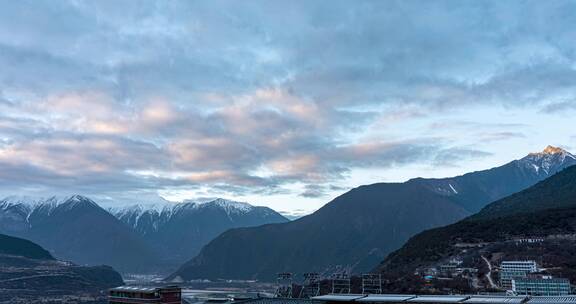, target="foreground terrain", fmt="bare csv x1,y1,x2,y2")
0,234,123,304
378,164,576,293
